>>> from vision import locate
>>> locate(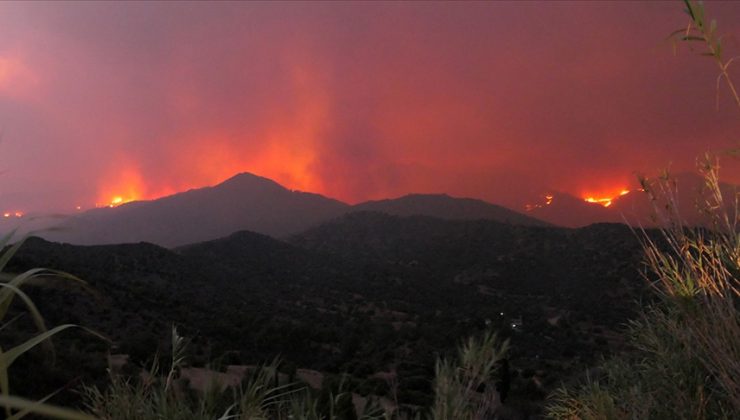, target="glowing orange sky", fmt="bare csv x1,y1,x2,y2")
1,2,740,213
